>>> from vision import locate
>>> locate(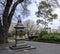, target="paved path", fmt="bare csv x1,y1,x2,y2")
0,41,60,54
